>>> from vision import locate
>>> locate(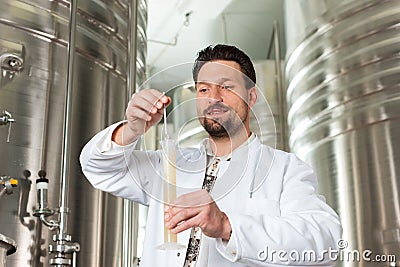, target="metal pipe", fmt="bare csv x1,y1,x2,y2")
123,0,138,266
59,0,78,238
39,45,55,171
266,21,288,151
221,13,228,43
128,0,138,98
123,203,137,266
72,250,77,267
267,28,275,59
272,20,288,151
39,214,58,230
